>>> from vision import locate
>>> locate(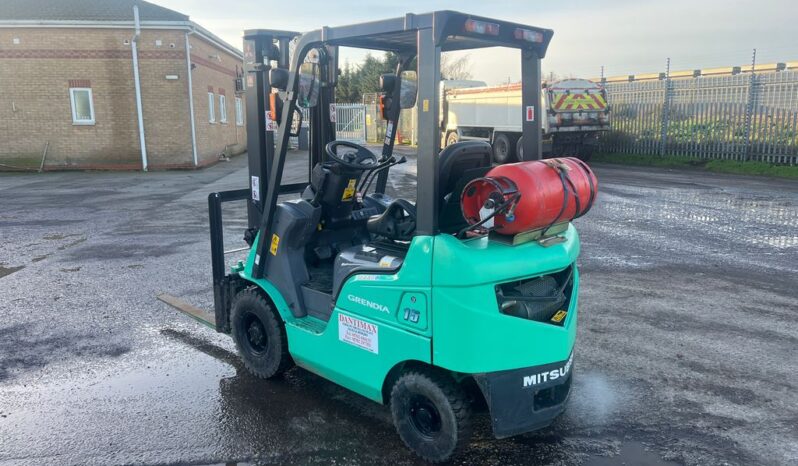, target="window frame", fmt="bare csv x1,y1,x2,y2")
219,94,228,123
235,97,244,126
69,87,95,125
208,92,216,123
